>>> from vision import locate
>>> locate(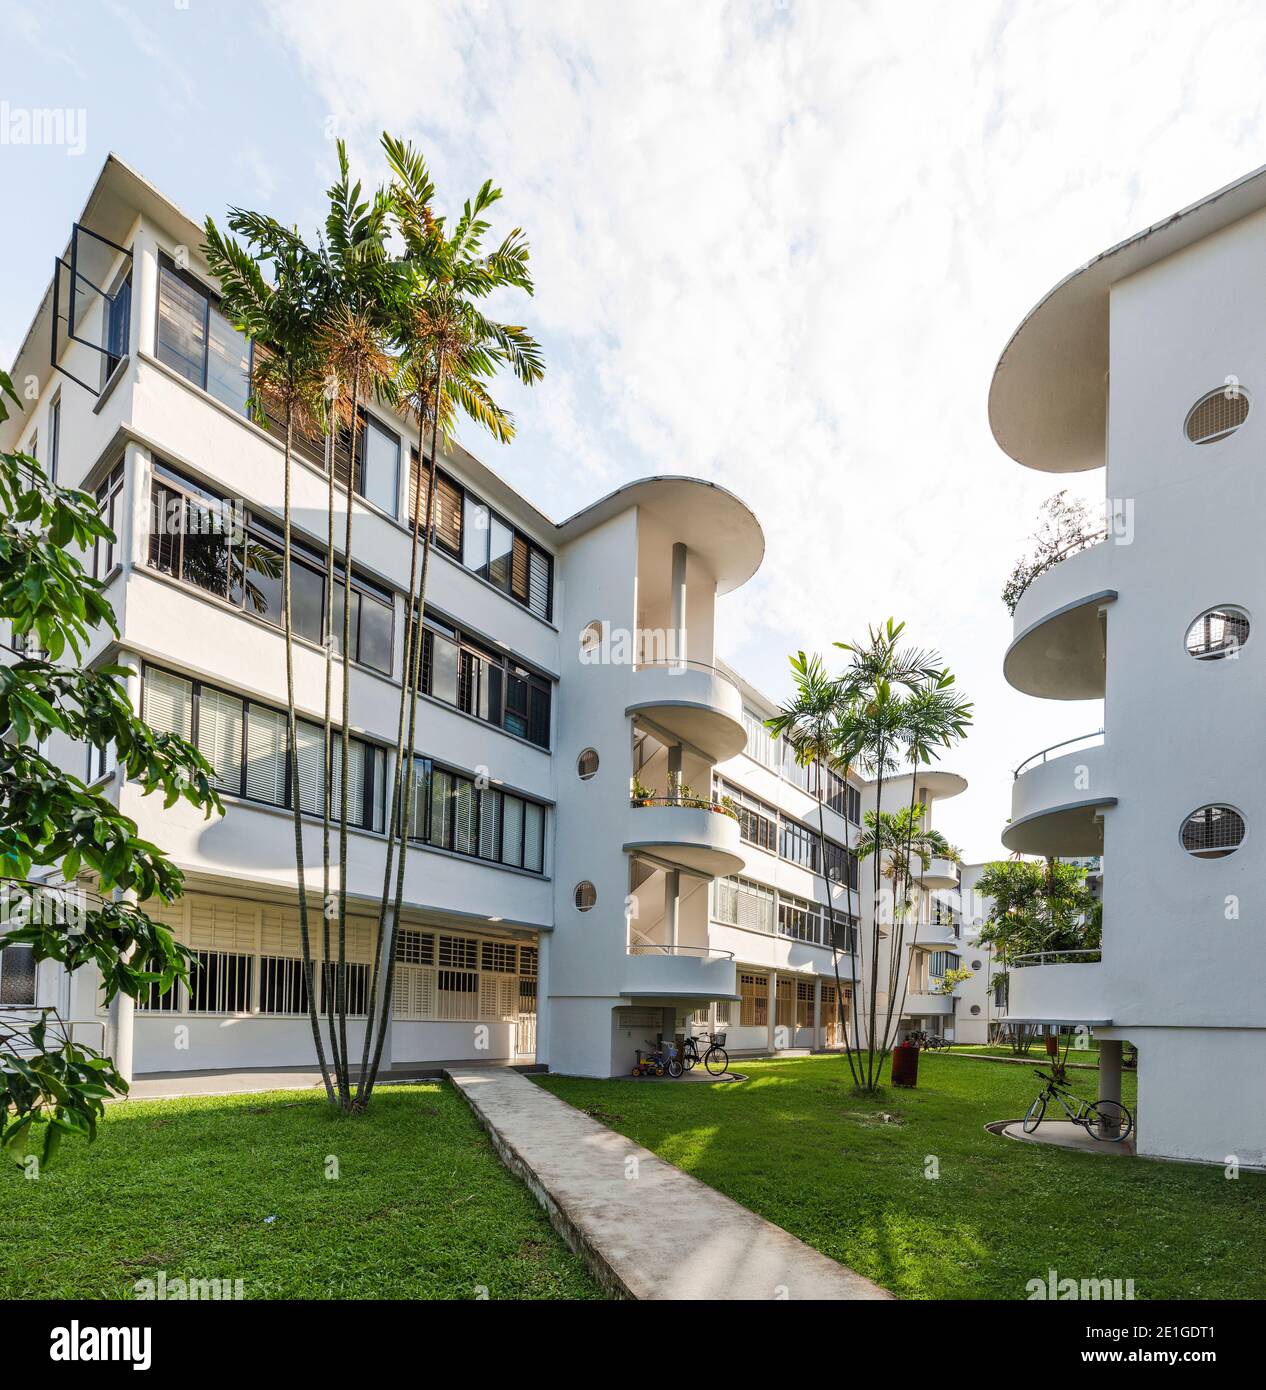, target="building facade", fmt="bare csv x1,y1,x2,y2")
1,155,967,1082
991,164,1266,1164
